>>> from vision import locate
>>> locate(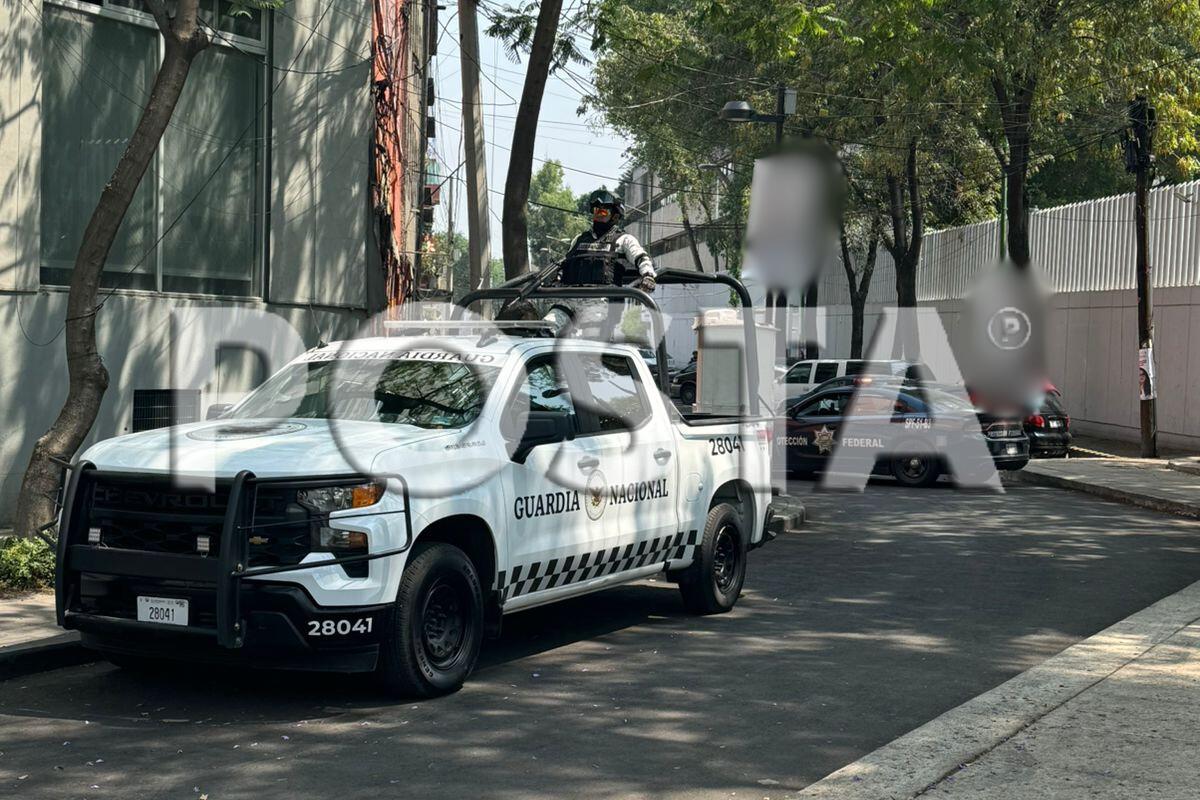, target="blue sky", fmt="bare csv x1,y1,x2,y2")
428,6,632,254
